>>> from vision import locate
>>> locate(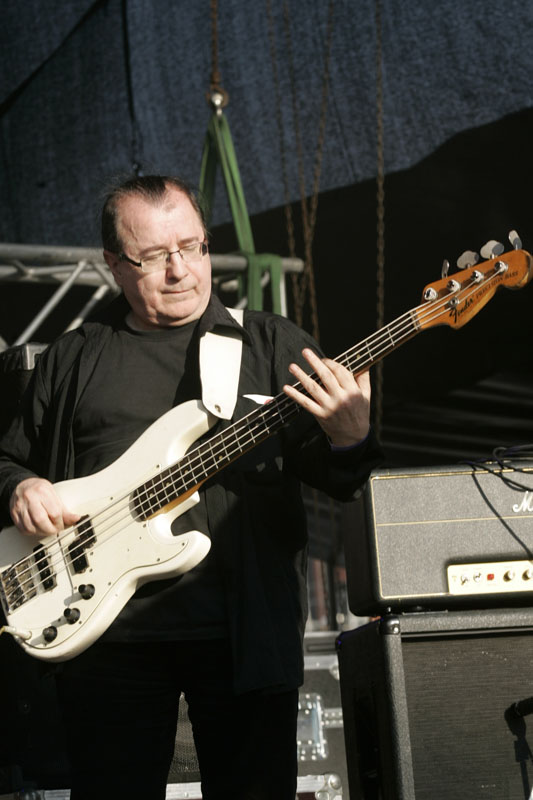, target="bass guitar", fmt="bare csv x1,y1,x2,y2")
0,246,531,661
